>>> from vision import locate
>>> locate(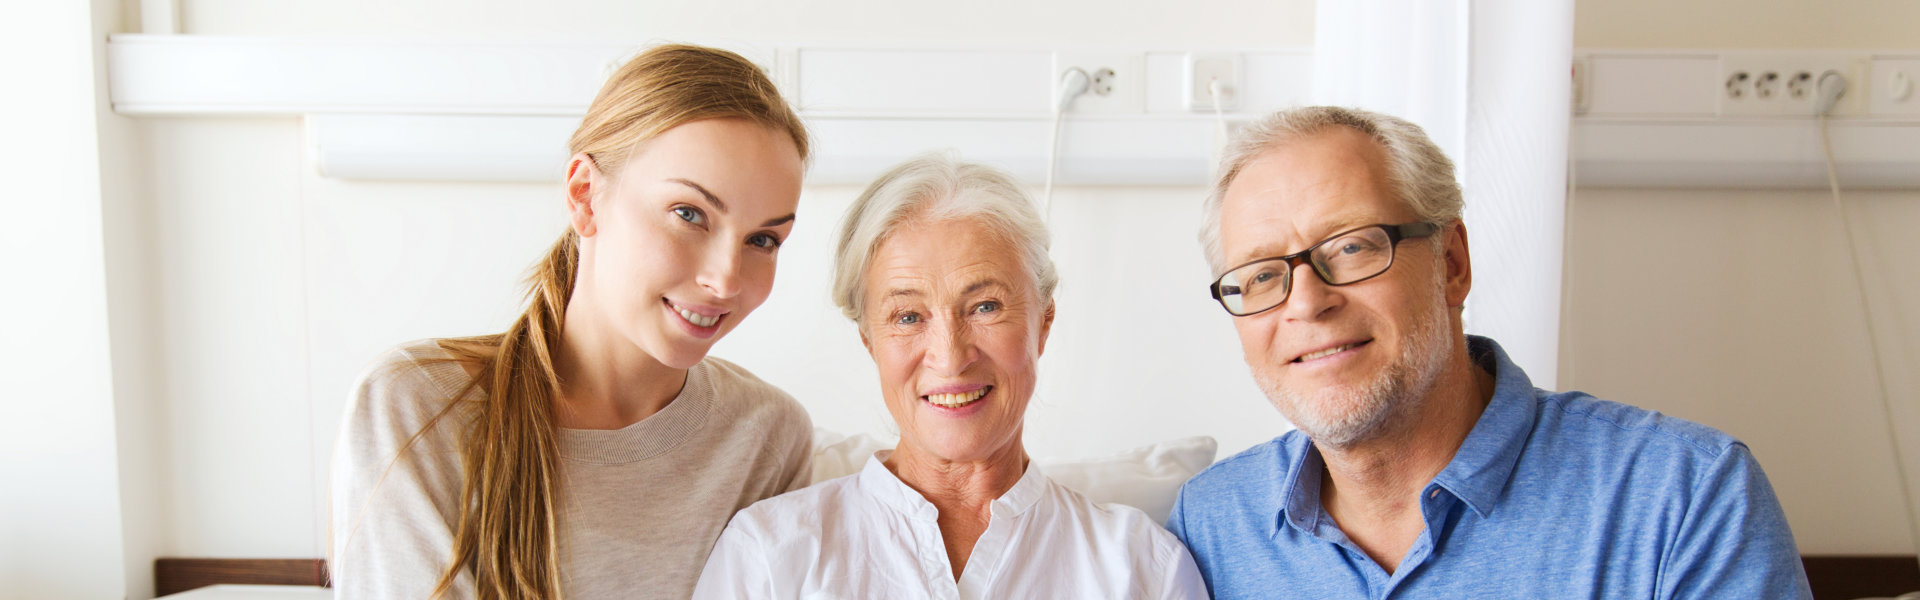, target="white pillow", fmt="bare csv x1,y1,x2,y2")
1042,435,1218,524
808,428,1217,524
807,429,895,485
